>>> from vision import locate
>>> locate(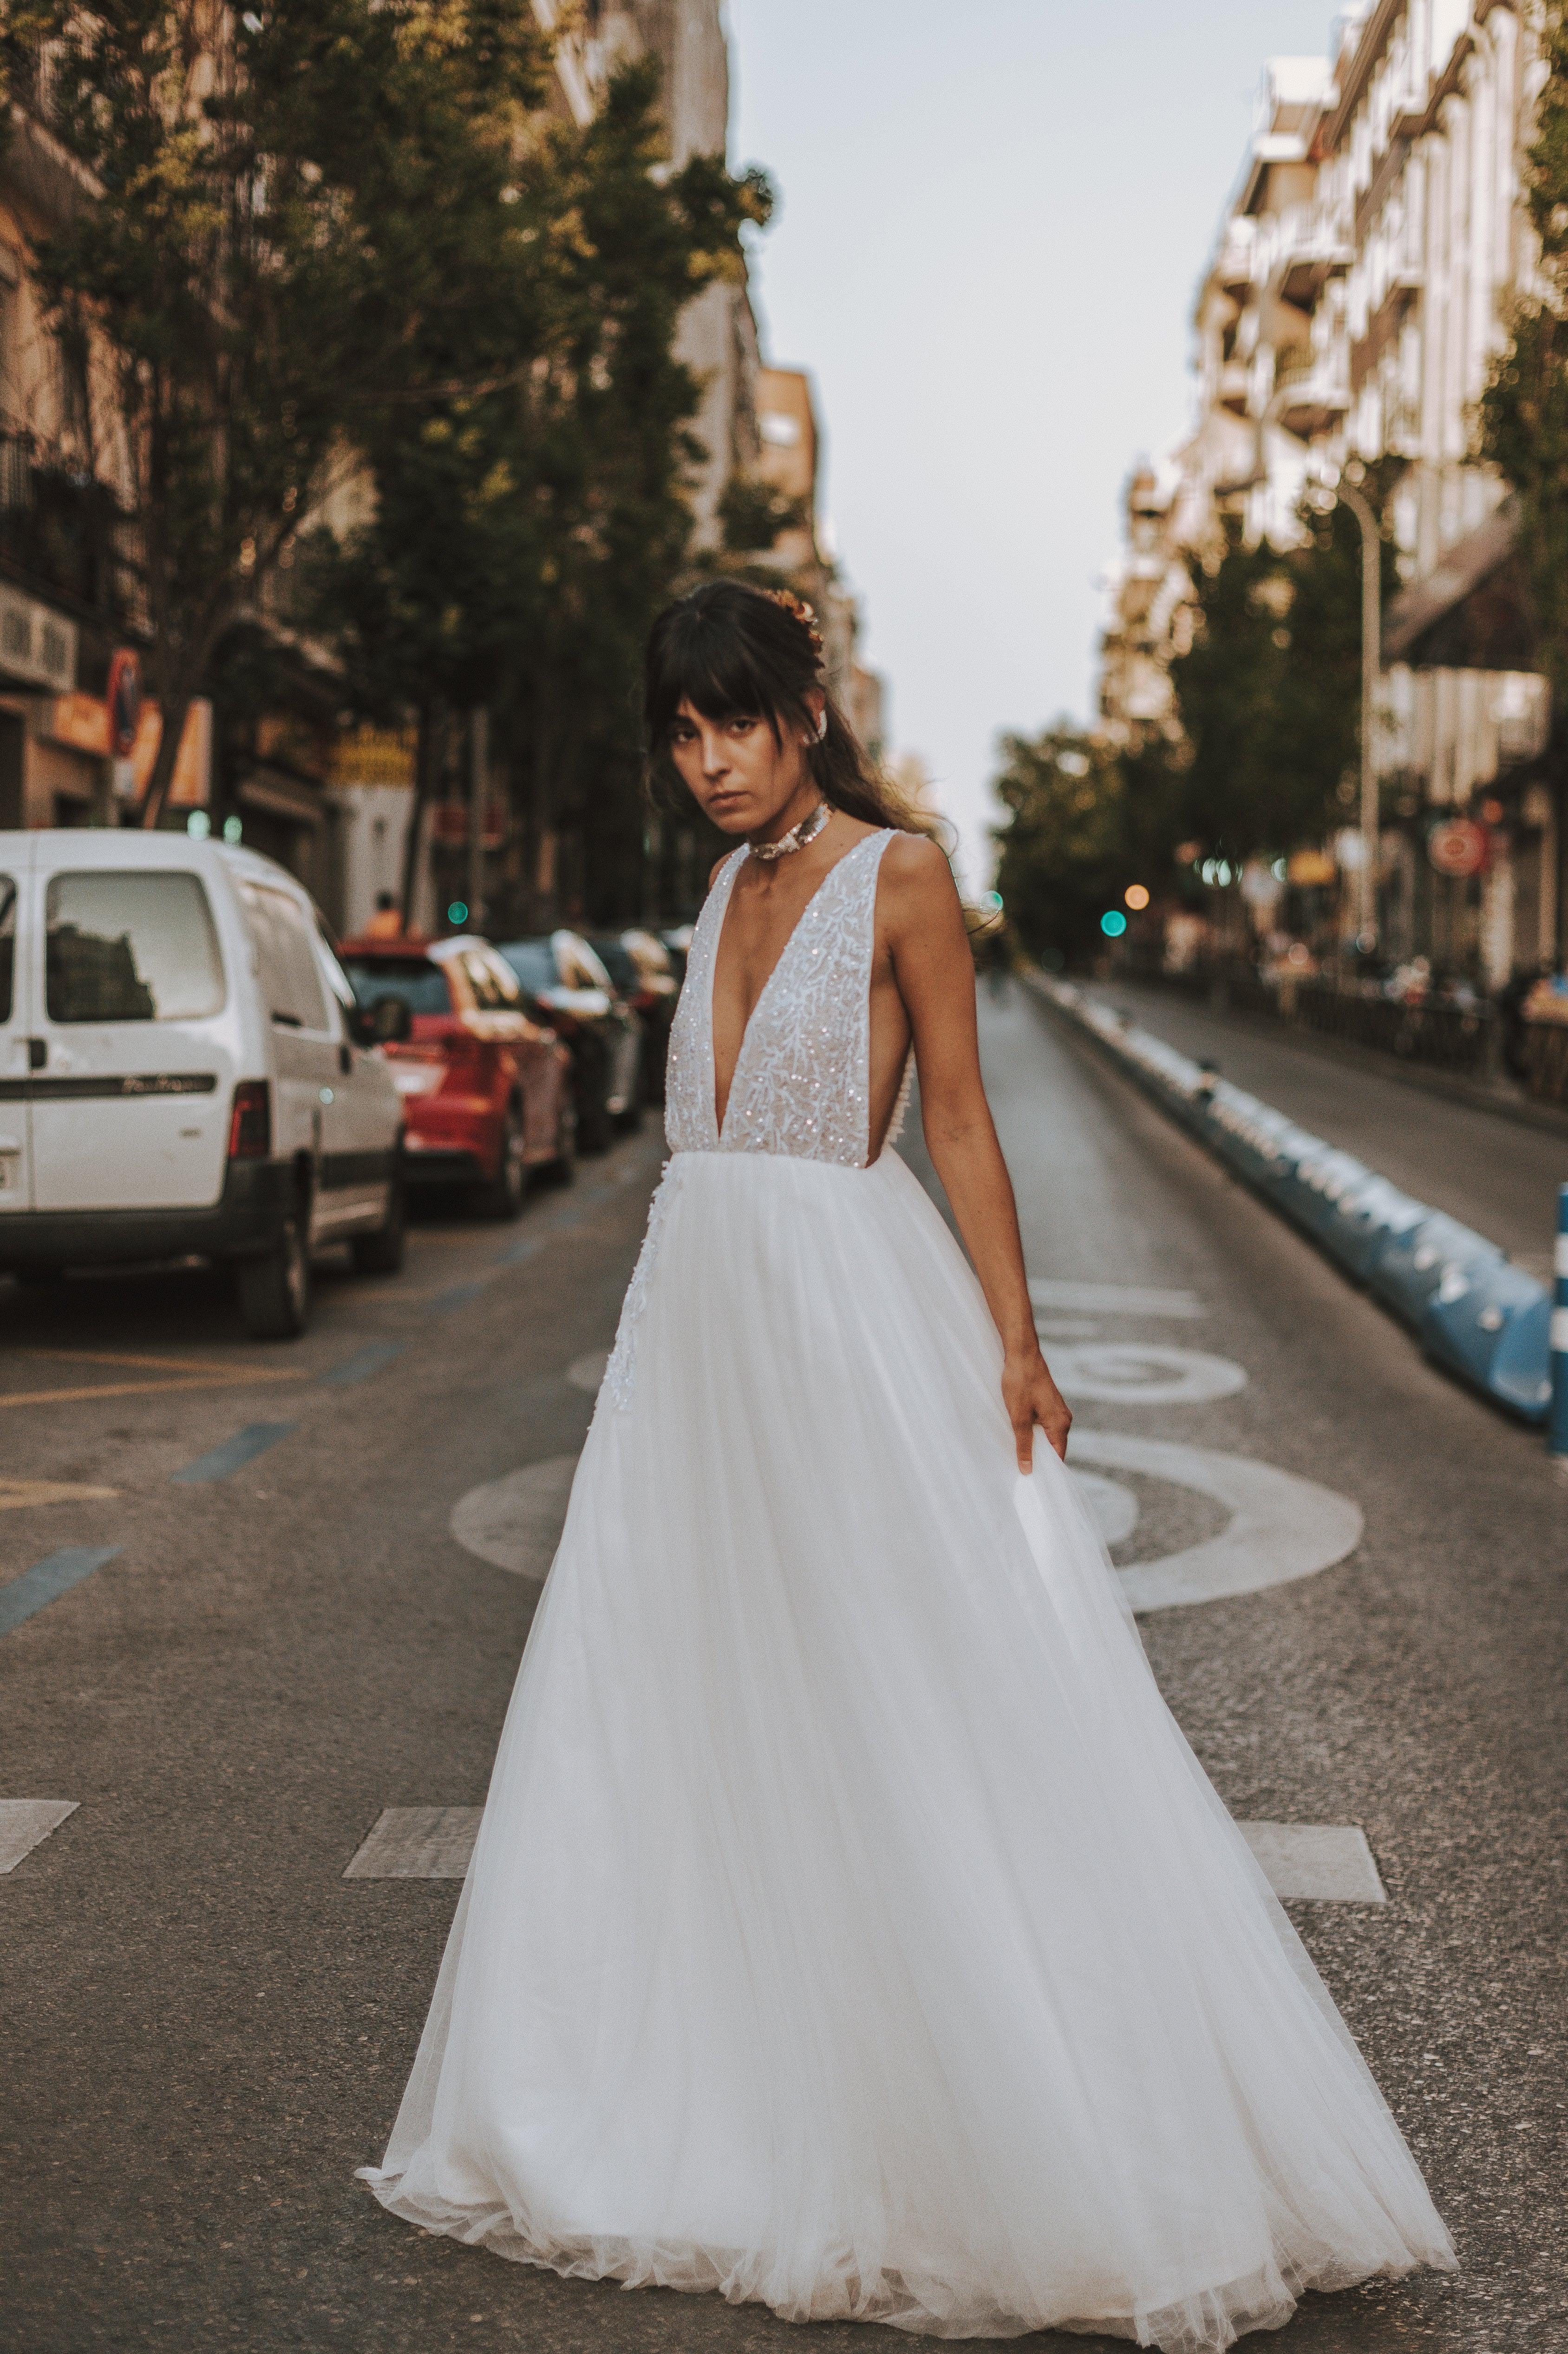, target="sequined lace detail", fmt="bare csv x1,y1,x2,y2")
600,1157,686,1415
664,829,901,1169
